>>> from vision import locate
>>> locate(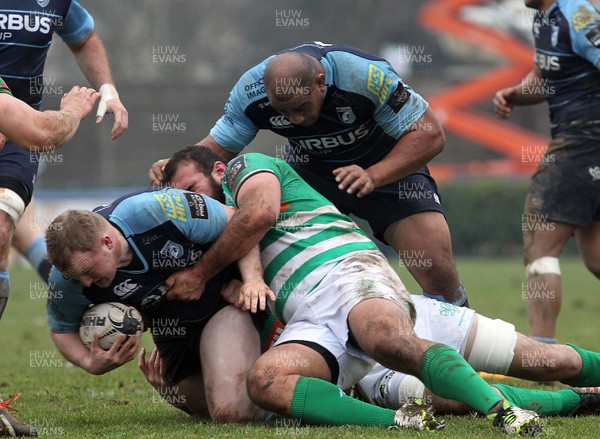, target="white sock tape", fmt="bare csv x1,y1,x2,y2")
0,188,25,223
526,257,561,277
